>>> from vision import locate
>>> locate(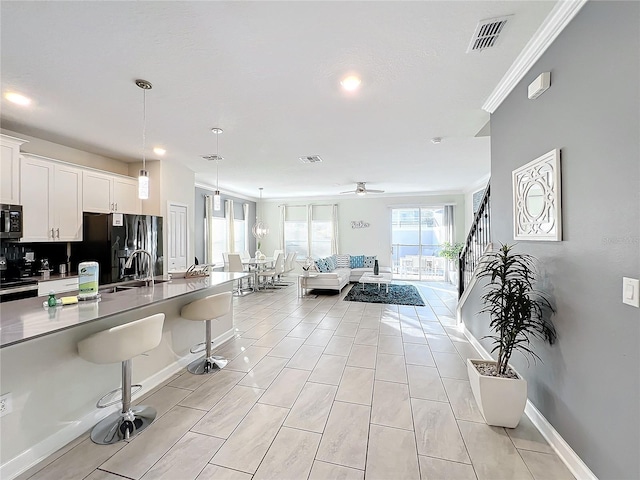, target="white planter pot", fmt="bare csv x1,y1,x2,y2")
467,358,527,428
